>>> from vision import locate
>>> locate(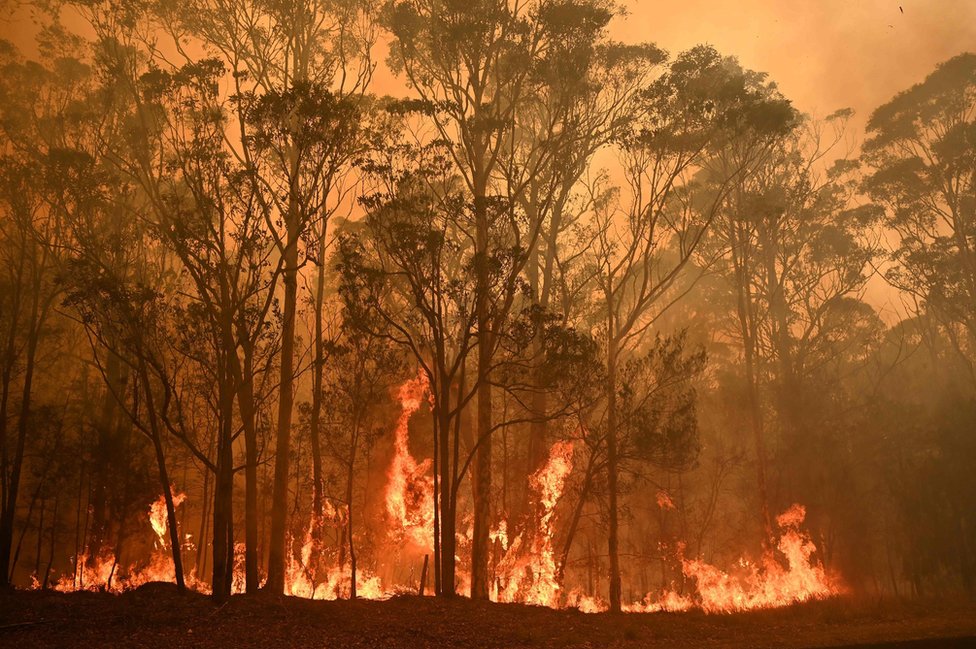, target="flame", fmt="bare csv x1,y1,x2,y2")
283,520,387,600
384,368,435,551
656,490,676,511
149,489,186,549
617,504,839,613
678,504,839,613
493,440,574,607
50,488,202,593
37,394,841,616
